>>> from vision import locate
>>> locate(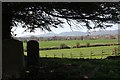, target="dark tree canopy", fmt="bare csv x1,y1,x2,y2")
2,2,120,38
